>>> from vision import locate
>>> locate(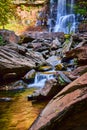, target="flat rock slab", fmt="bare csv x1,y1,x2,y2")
0,43,45,83
21,32,64,42
0,29,20,44
29,72,87,130
65,46,87,65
